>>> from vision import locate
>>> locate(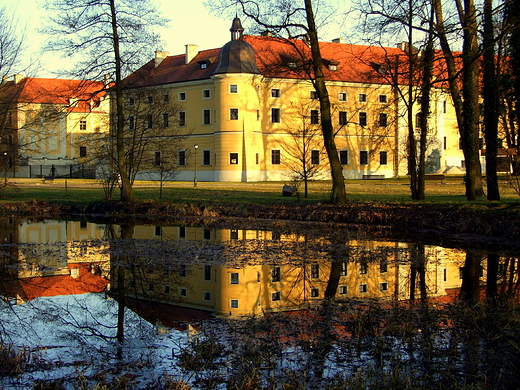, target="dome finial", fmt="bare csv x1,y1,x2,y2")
230,15,244,41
